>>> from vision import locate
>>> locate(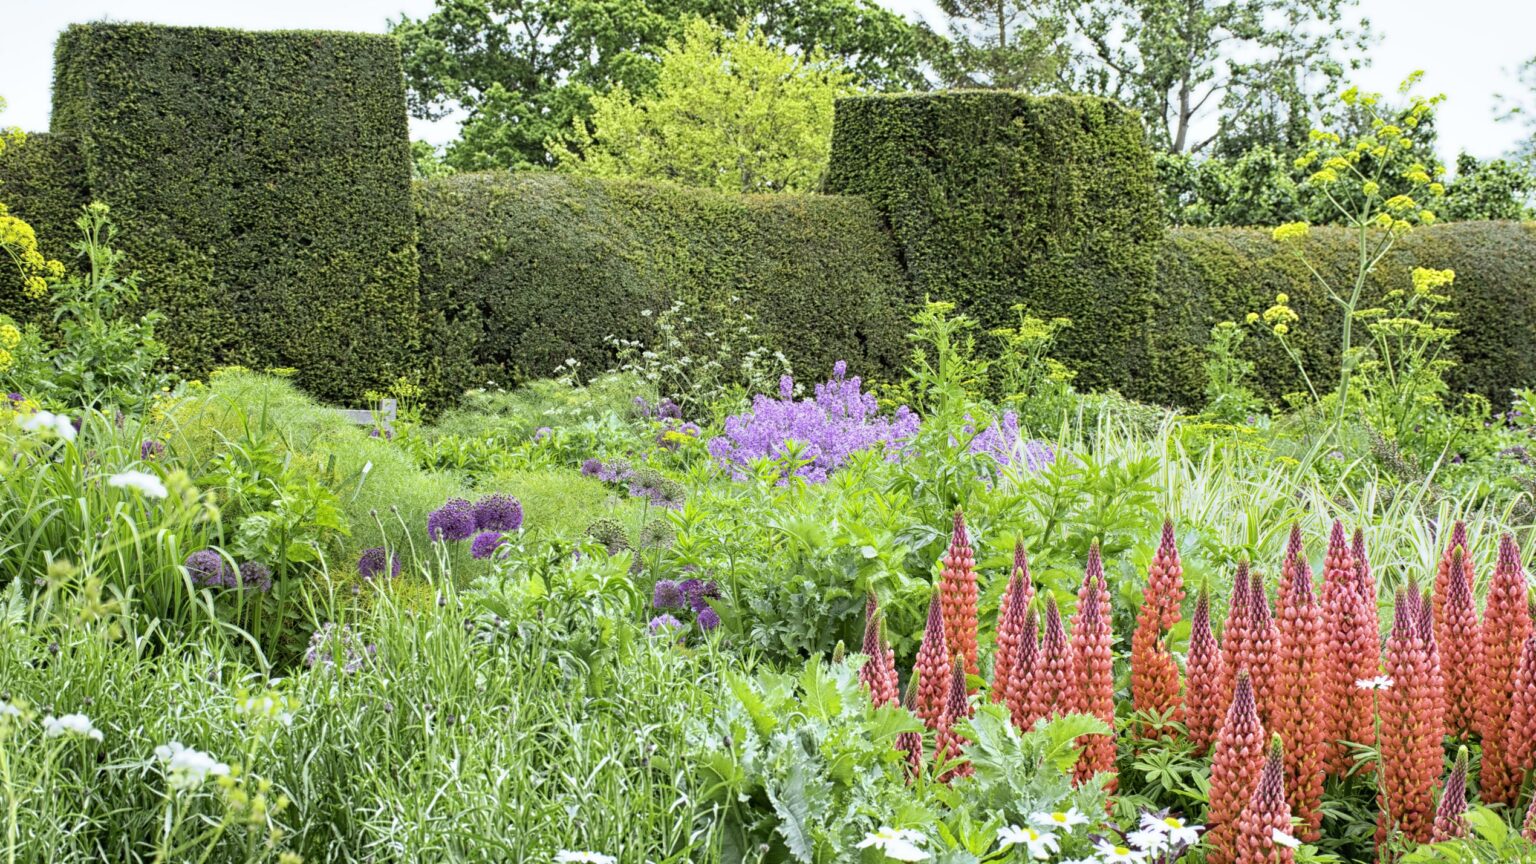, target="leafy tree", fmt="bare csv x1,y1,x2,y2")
1054,0,1371,155
1439,154,1533,221
933,0,1067,91
553,19,856,193
391,0,937,171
